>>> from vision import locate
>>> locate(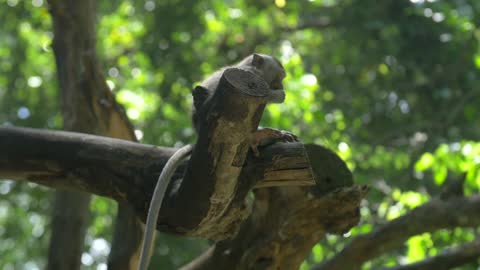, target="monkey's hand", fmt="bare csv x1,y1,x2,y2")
250,127,298,157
